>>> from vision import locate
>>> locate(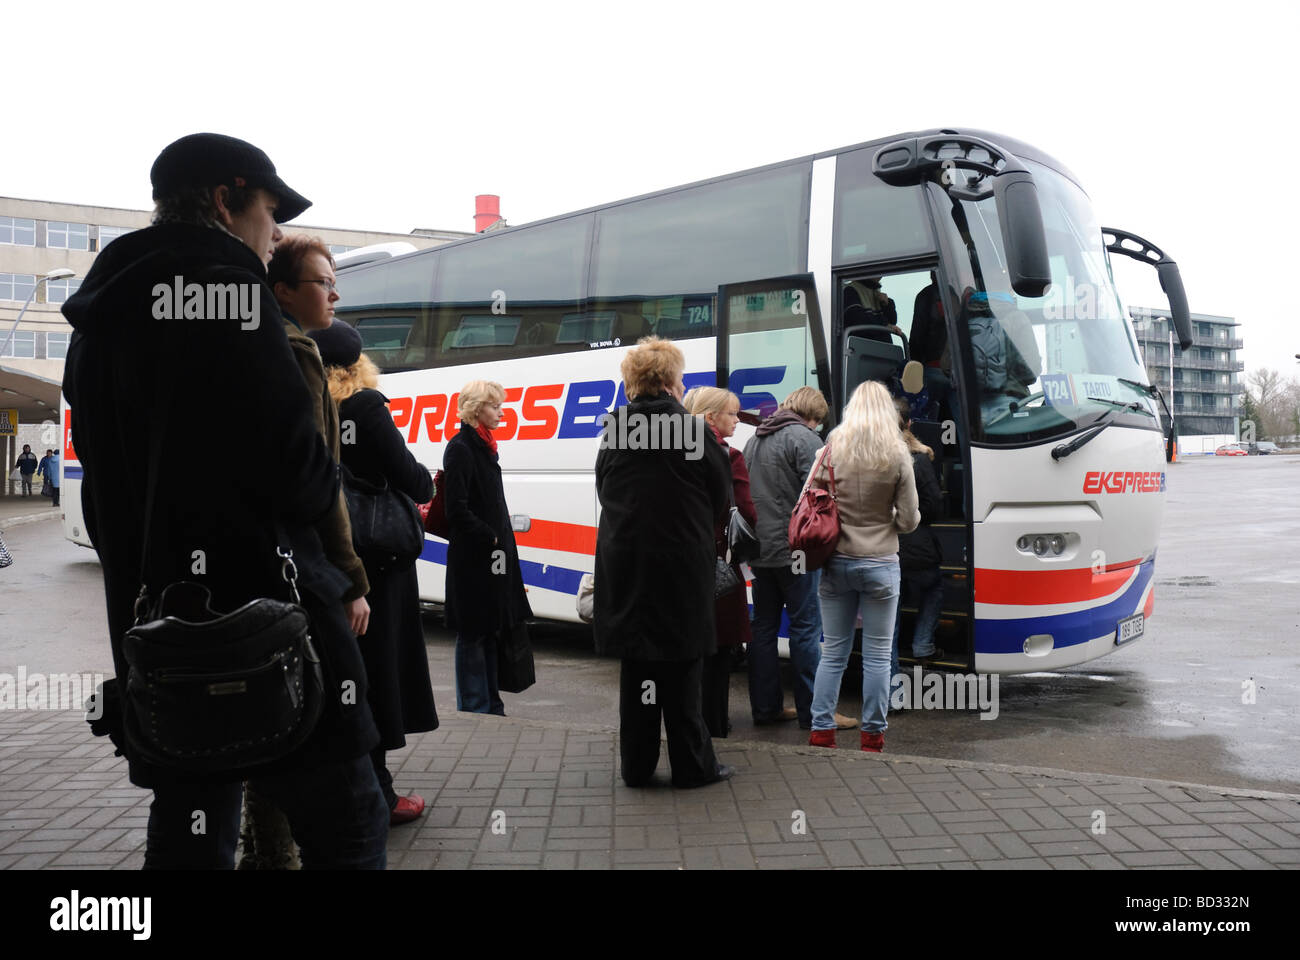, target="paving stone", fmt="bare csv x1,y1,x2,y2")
820,839,865,867
1115,850,1195,867
852,838,899,866
1114,825,1172,851
1079,853,1125,869
988,833,1038,860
